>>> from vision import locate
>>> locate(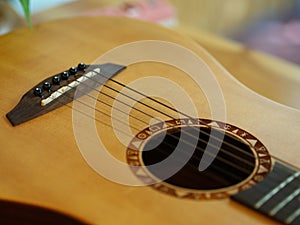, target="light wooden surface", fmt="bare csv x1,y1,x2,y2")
0,17,299,225
177,25,300,110
28,0,300,110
